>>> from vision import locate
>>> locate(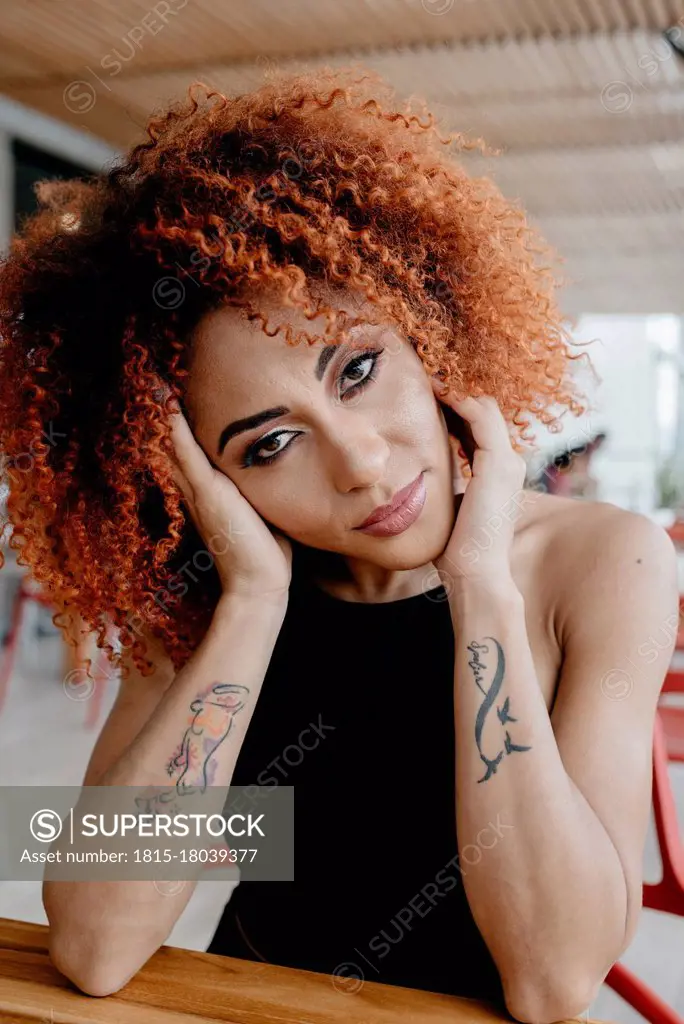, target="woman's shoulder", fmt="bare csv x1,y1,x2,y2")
509,491,677,711
515,489,677,617
521,489,670,553
518,488,623,538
